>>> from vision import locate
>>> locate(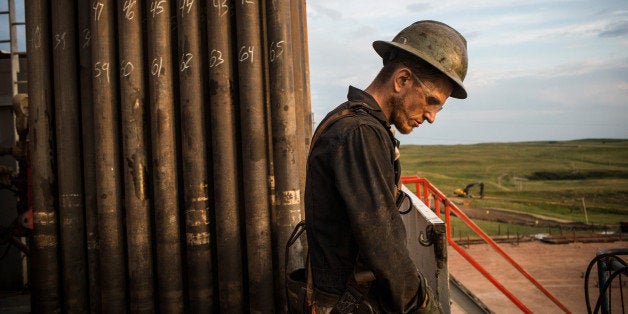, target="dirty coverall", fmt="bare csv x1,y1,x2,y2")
305,86,424,312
